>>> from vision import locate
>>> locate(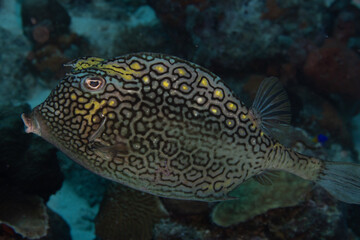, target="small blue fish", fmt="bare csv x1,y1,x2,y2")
313,134,329,146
